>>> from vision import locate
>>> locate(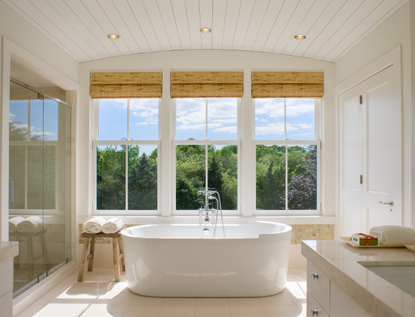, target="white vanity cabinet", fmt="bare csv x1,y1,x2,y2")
0,242,19,317
307,260,372,317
